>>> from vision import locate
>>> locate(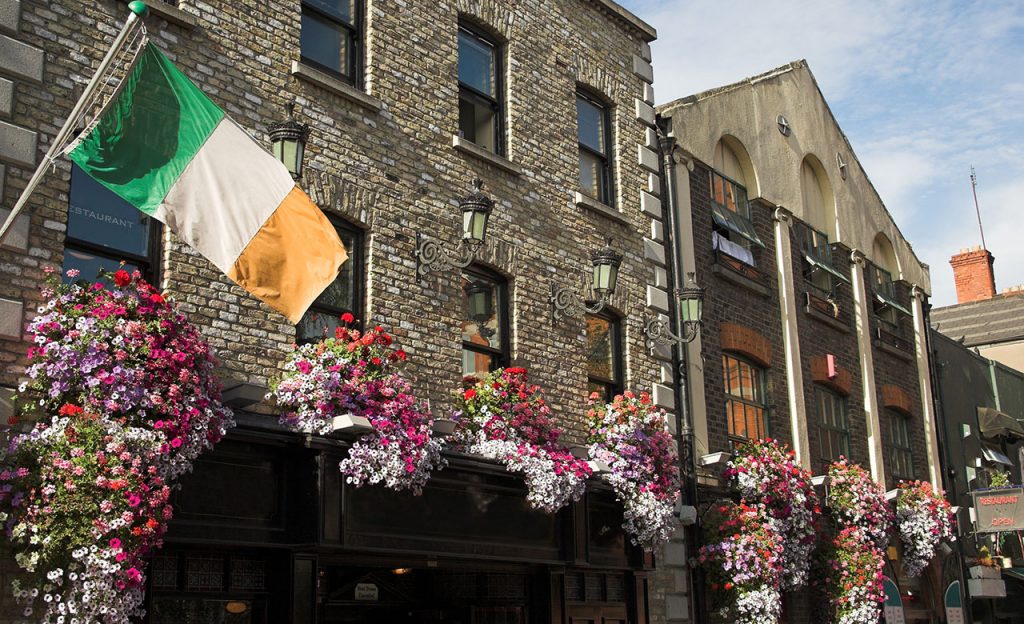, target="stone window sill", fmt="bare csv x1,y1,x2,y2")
128,1,199,29
291,61,383,112
711,258,770,298
575,192,628,226
873,339,914,362
451,136,522,176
